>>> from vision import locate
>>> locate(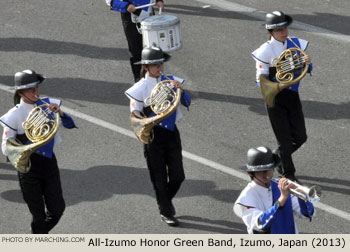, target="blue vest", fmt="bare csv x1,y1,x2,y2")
270,181,296,233
258,181,296,234
259,181,314,233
